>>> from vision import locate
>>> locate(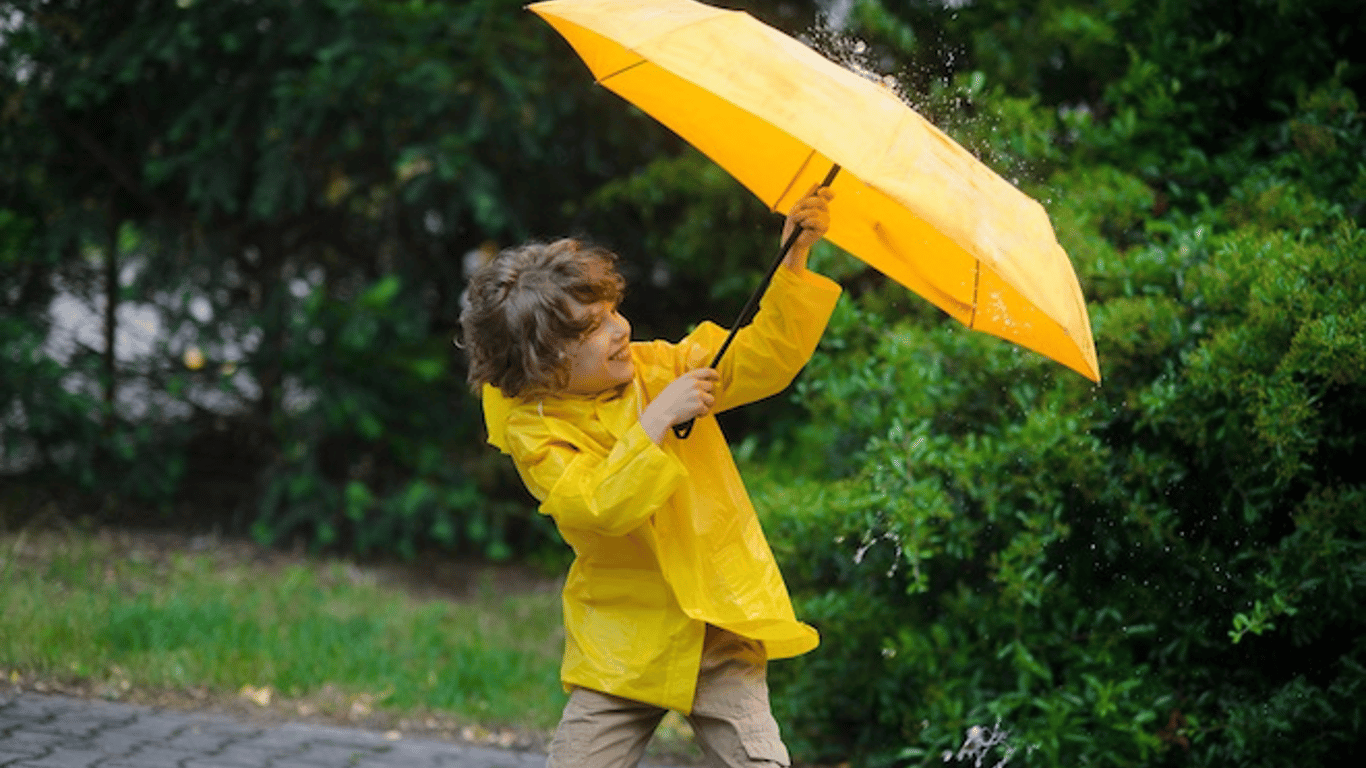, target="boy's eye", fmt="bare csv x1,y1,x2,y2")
581,314,605,337
576,301,618,338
